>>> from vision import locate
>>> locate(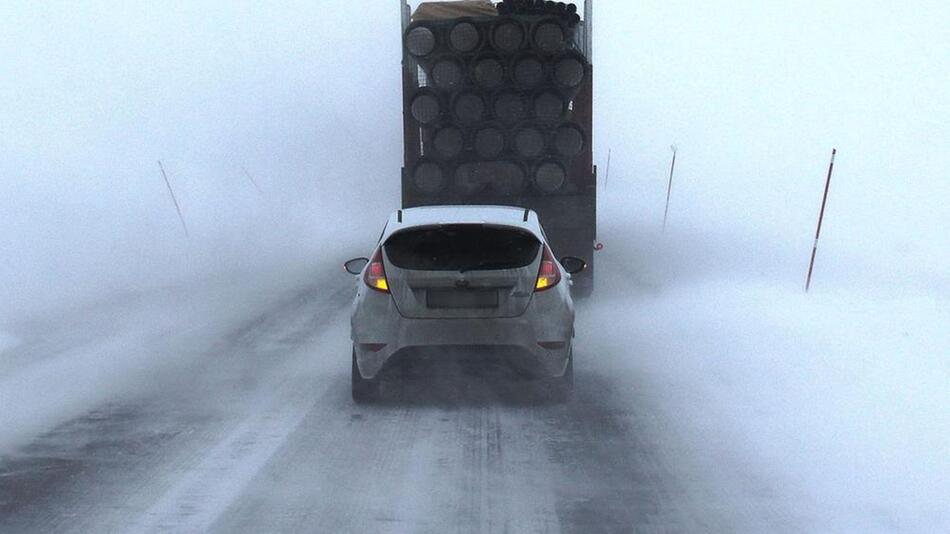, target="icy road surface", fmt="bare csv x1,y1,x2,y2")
0,244,946,533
